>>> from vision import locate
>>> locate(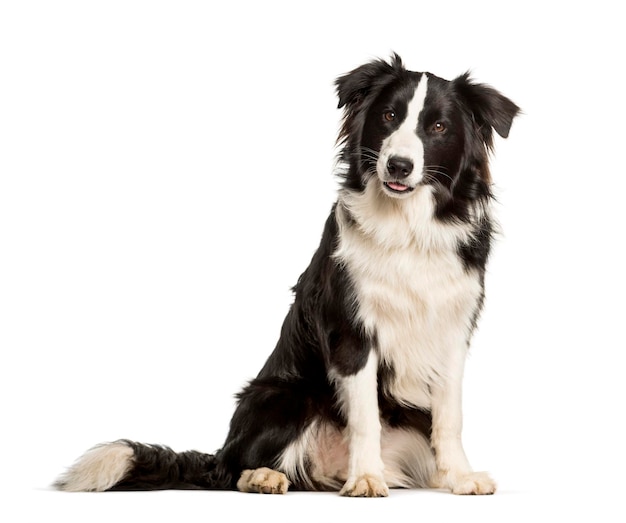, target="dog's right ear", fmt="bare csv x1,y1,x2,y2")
335,53,403,109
